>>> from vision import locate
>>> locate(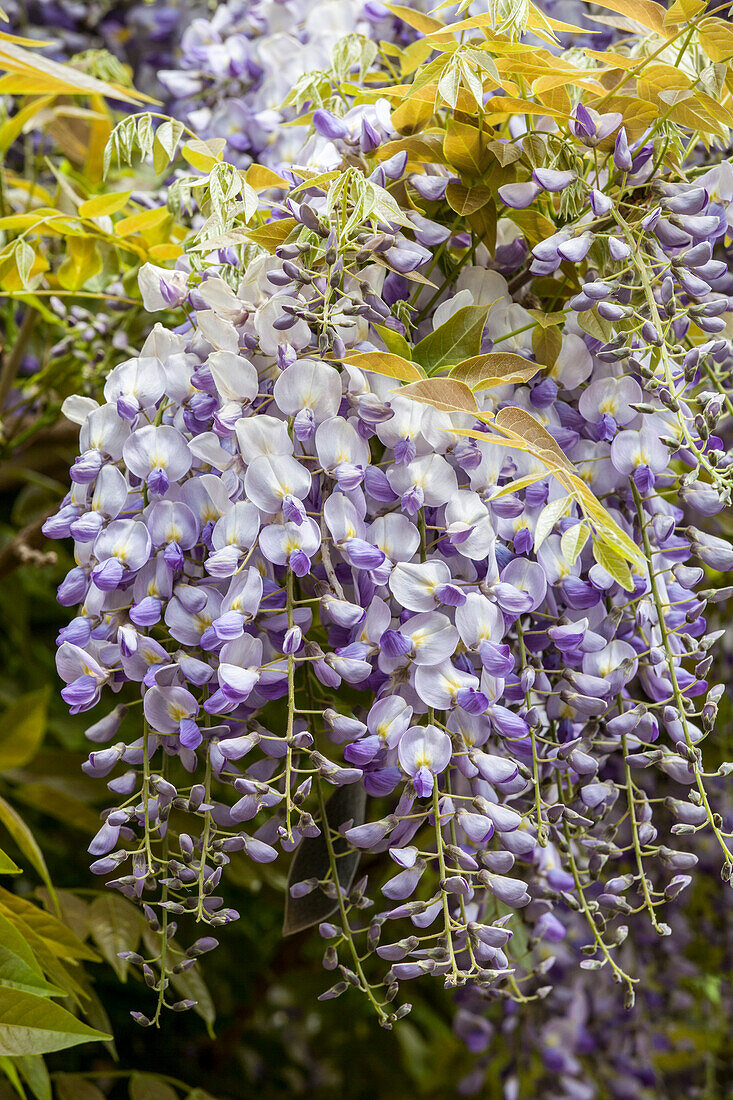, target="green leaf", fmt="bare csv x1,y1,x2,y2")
532,323,563,369
0,989,110,1056
15,1055,51,1100
413,305,490,374
0,850,20,875
87,895,141,982
577,308,614,344
0,798,55,904
12,785,100,837
129,1076,179,1100
592,538,634,592
152,119,184,174
55,1076,105,1100
437,59,461,109
284,784,366,937
0,1055,24,1098
560,522,589,566
0,687,49,770
373,322,412,361
0,888,98,963
15,240,34,288
0,911,63,1000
